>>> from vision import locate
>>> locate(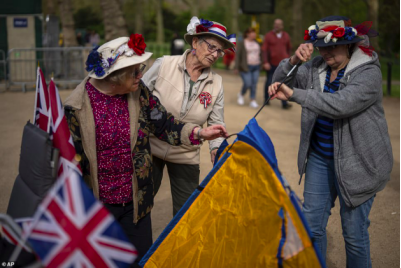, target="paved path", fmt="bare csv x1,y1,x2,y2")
0,70,399,267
